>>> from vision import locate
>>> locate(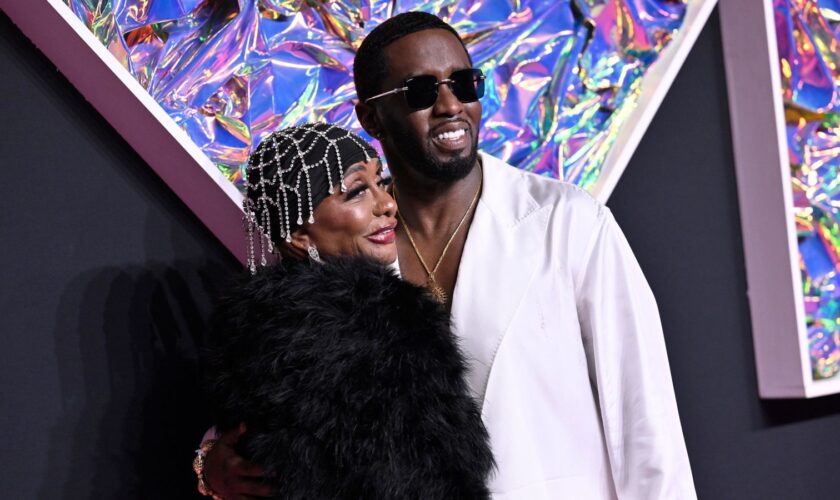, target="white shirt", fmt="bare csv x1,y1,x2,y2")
422,153,696,499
